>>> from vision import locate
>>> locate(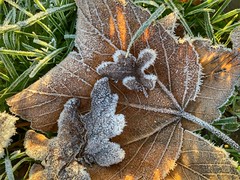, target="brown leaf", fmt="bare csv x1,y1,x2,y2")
28,164,46,180
6,0,240,179
24,130,49,161
88,121,183,179
184,39,240,130
166,130,240,180
7,52,98,132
